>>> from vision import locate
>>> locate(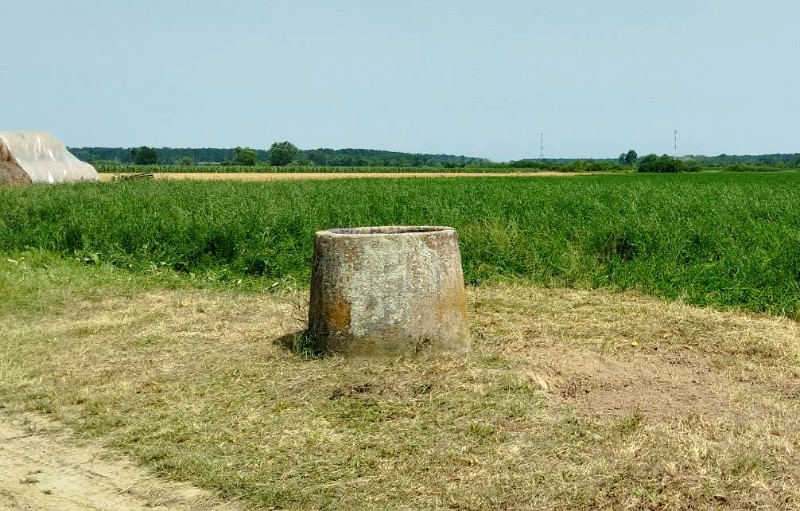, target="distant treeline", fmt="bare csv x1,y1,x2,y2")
500,154,800,170
68,147,490,167
507,159,622,172
69,146,800,170
685,153,800,167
